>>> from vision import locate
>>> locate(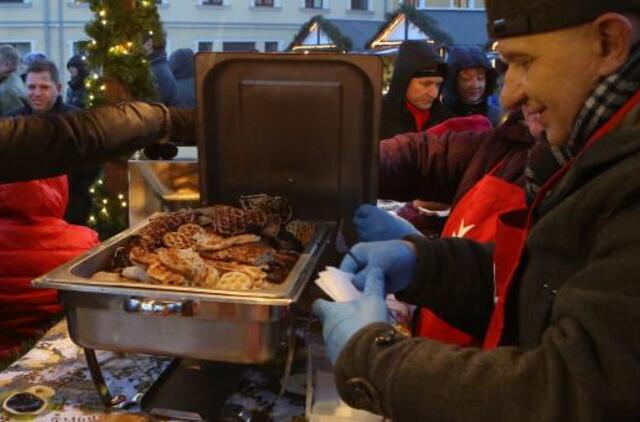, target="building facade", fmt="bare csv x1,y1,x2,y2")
0,0,485,90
